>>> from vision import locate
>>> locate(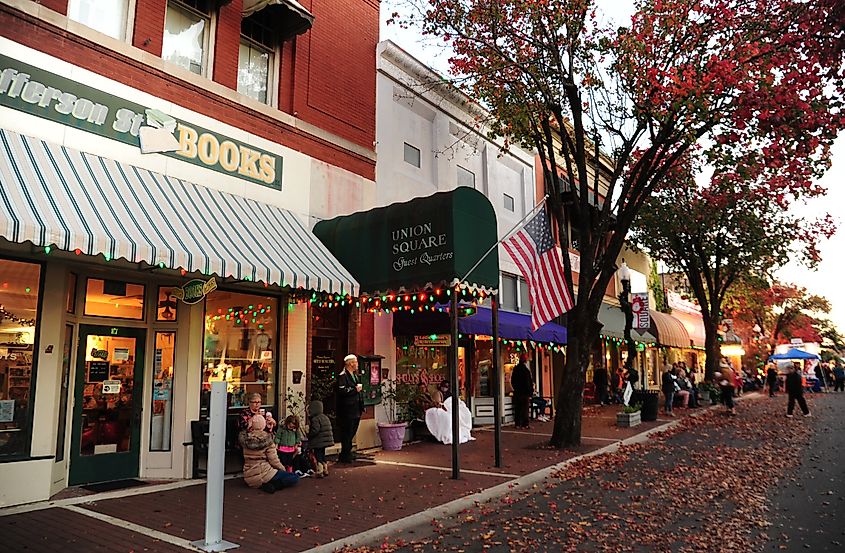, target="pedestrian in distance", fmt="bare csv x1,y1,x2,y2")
833,362,845,392
336,353,364,463
786,362,811,418
593,364,609,406
510,354,534,429
767,363,779,397
715,360,737,416
661,364,676,417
